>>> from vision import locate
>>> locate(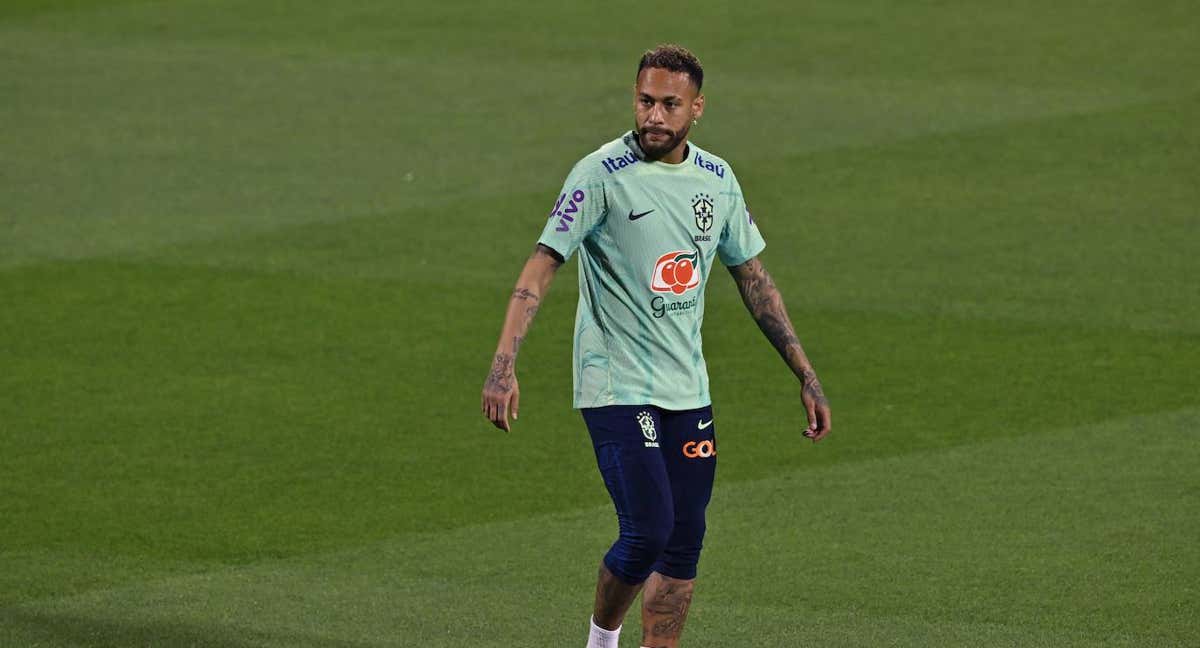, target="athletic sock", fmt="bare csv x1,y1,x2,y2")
587,616,620,648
